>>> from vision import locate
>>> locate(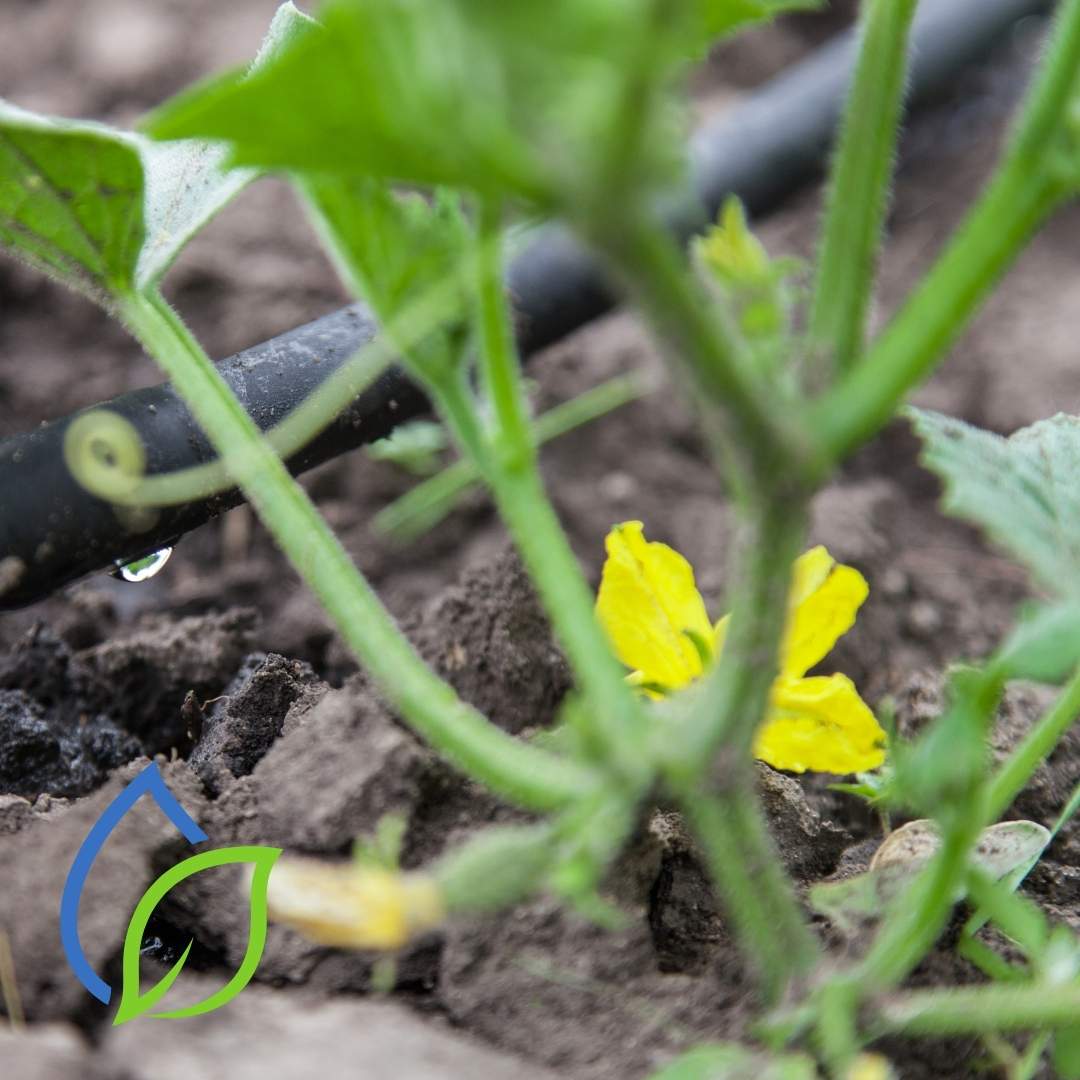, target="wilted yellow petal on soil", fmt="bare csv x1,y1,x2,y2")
846,1053,896,1080
595,521,712,691
755,673,886,774
265,858,443,950
782,547,868,678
